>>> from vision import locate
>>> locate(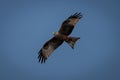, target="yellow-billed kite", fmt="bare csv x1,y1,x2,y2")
38,13,82,63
